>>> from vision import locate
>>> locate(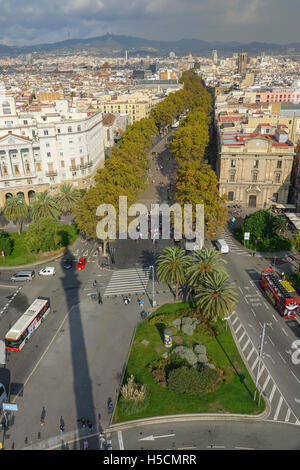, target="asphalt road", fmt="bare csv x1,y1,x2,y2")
109,420,300,450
